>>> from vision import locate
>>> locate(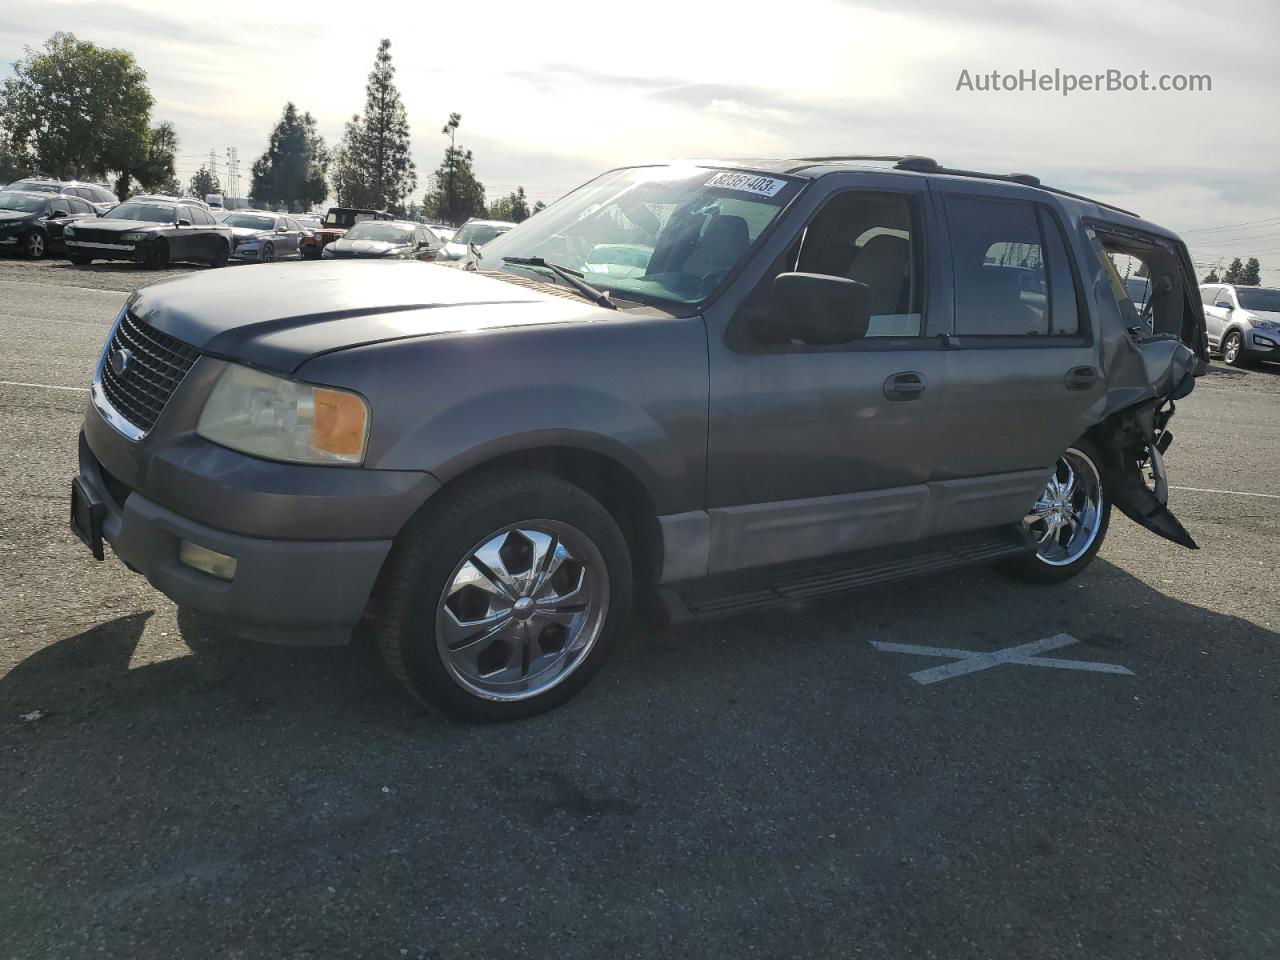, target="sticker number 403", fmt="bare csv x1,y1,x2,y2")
704,171,788,198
